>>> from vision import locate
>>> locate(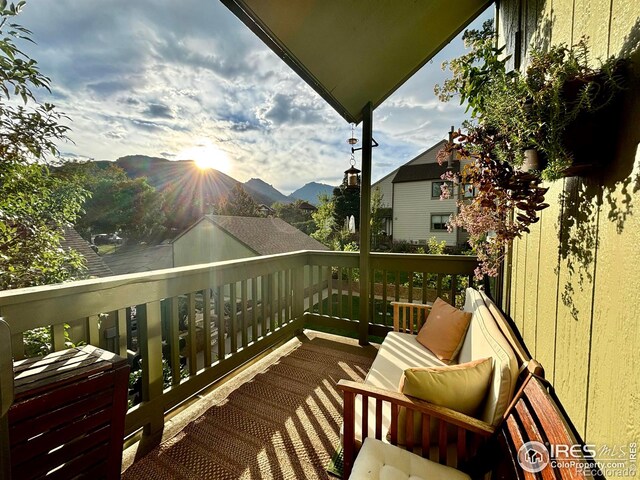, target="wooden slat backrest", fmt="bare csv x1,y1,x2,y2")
392,301,432,334
498,375,594,479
